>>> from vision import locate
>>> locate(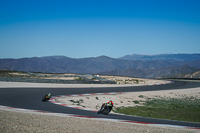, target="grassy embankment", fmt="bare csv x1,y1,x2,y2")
114,95,200,123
